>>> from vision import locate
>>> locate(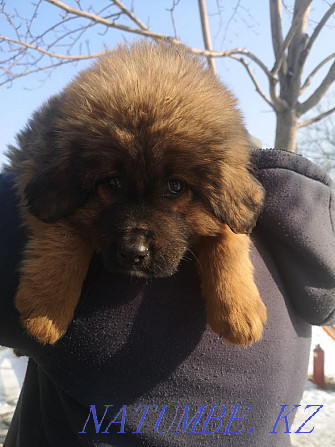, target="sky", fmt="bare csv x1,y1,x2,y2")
0,0,334,168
